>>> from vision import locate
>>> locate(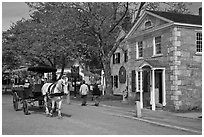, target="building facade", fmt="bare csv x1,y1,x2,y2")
110,10,202,111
